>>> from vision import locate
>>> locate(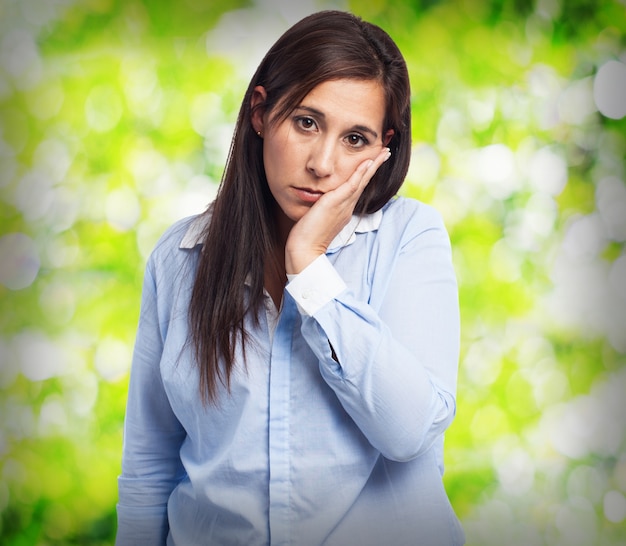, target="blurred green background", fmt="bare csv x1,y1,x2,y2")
0,0,625,544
